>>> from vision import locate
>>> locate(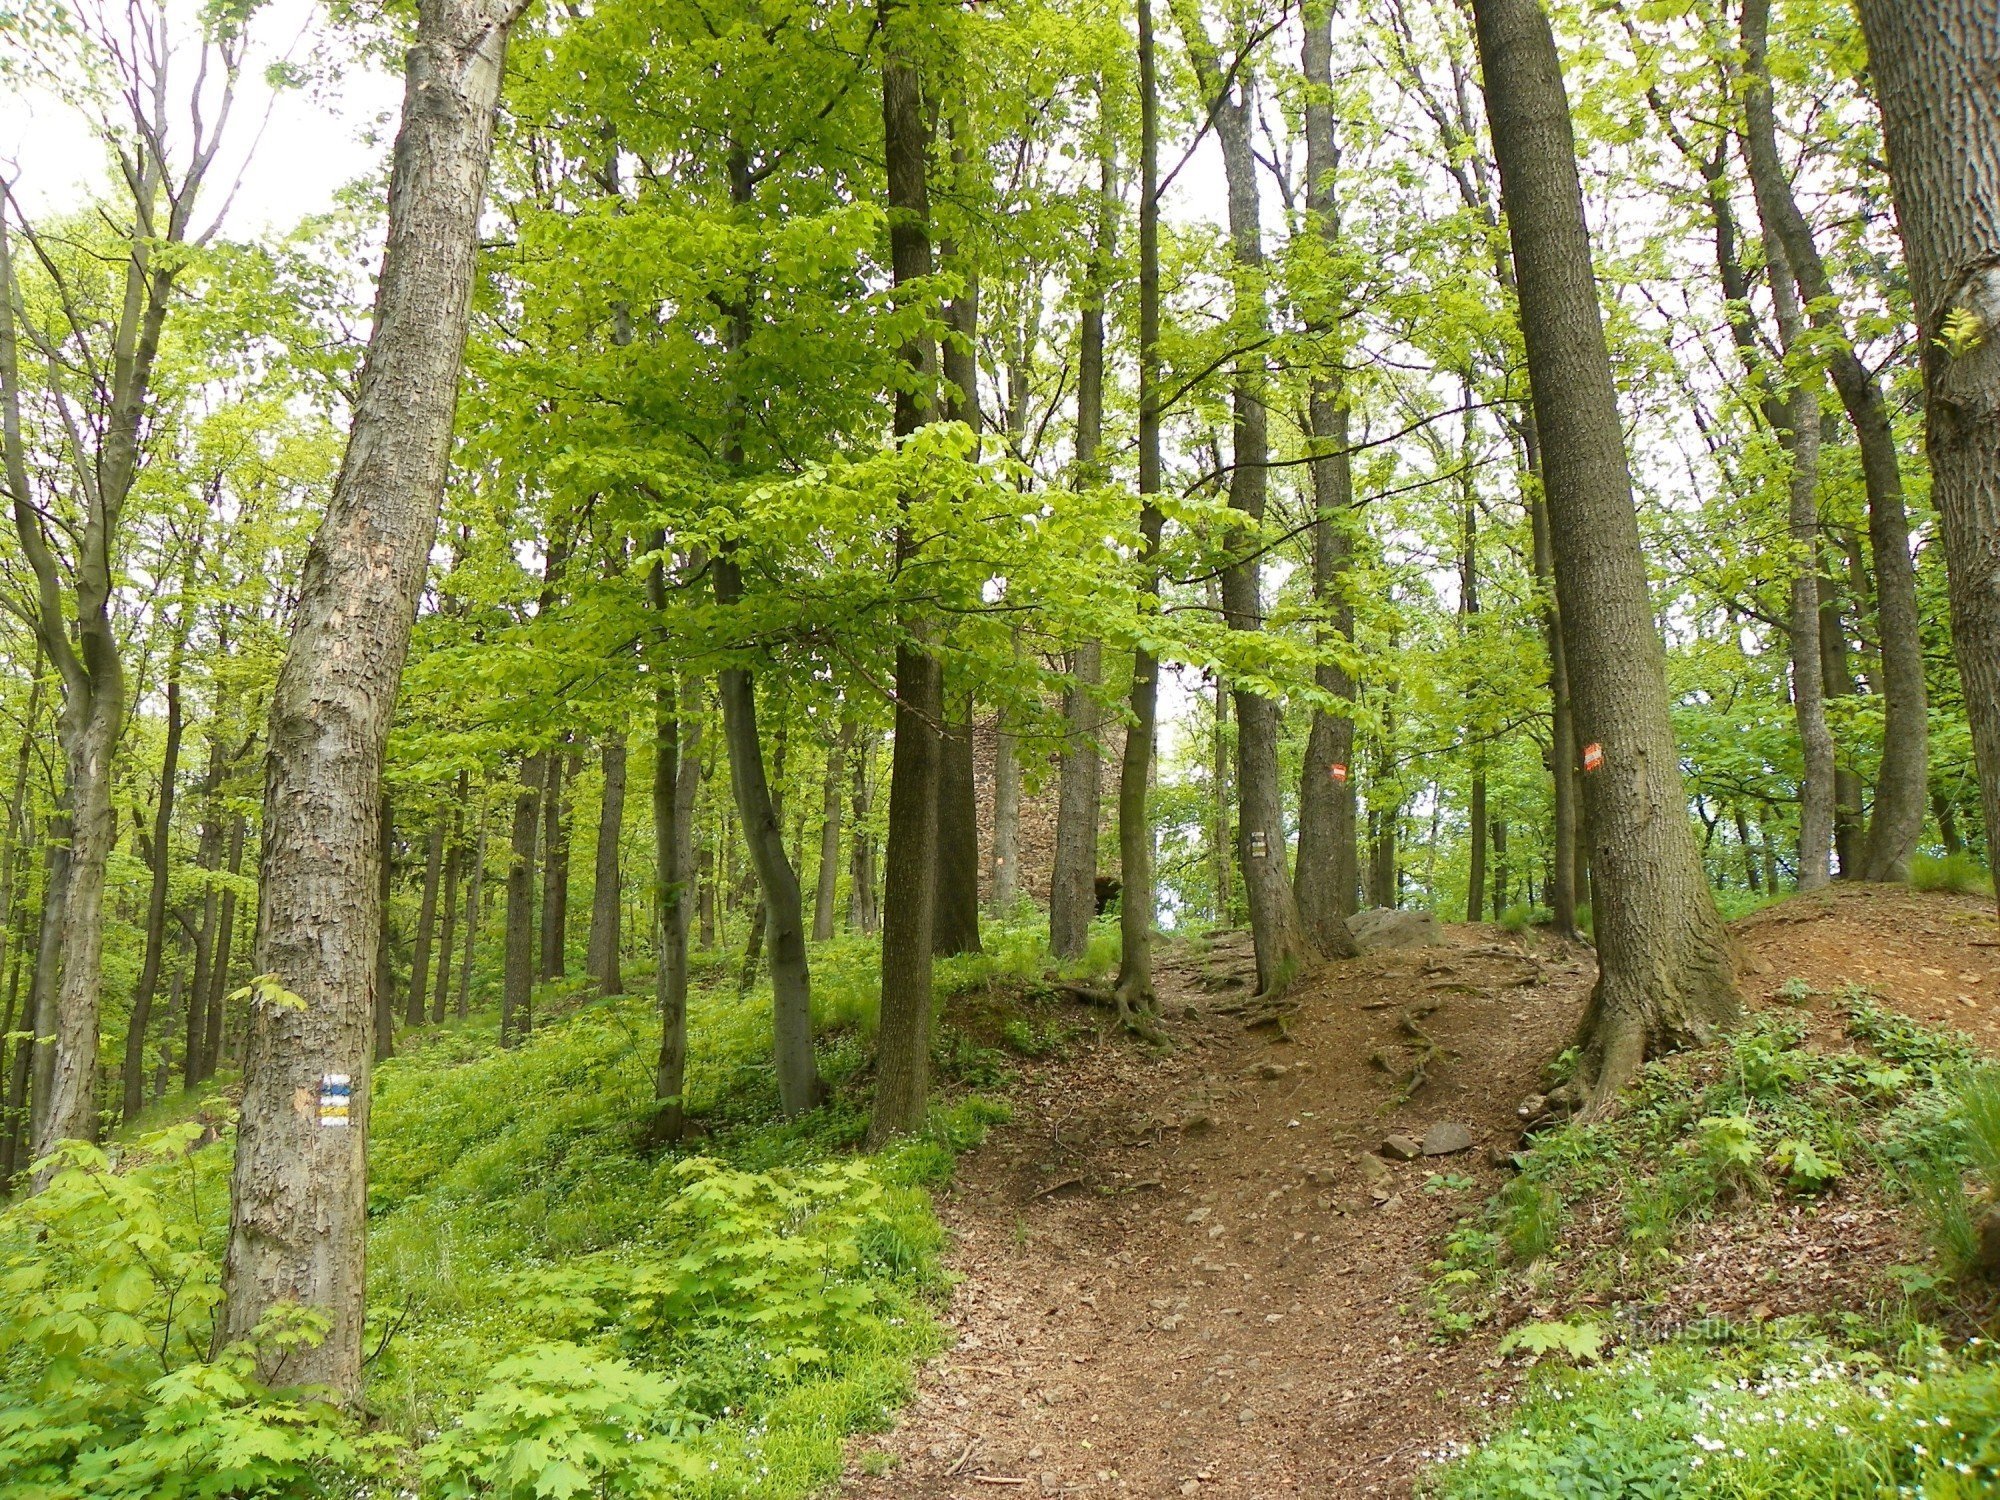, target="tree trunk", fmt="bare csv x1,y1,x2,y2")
713,564,819,1112
222,0,524,1396
538,744,571,979
586,735,626,995
932,687,983,957
1113,0,1166,1026
1050,643,1102,961
1051,131,1114,962
650,556,695,1140
1853,0,2000,913
991,708,1021,913
848,736,879,935
407,819,444,1027
25,824,67,1154
1492,818,1510,915
1294,0,1362,953
431,799,461,1022
457,793,487,1018
201,813,245,1080
1209,658,1231,921
121,657,183,1123
374,799,397,1064
1176,0,1315,995
1741,0,1926,882
184,753,224,1089
870,0,944,1143
1462,450,1487,925
1471,0,1738,1112
812,718,850,943
504,754,544,1045
1523,423,1580,939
